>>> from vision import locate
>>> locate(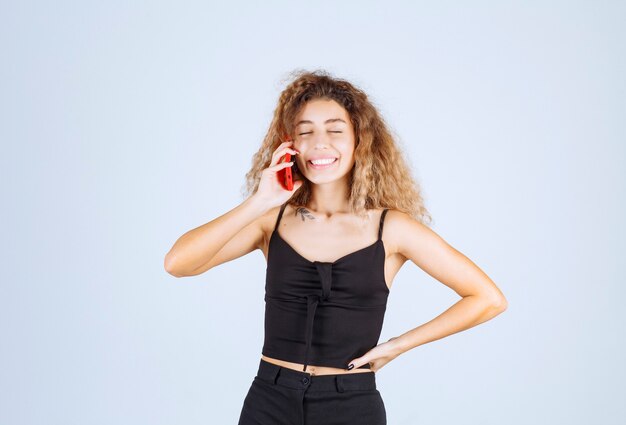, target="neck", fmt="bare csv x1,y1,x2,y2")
307,180,350,217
